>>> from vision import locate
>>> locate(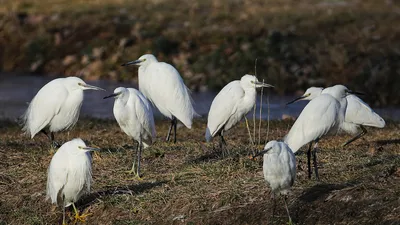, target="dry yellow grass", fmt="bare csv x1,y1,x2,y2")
0,118,399,224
